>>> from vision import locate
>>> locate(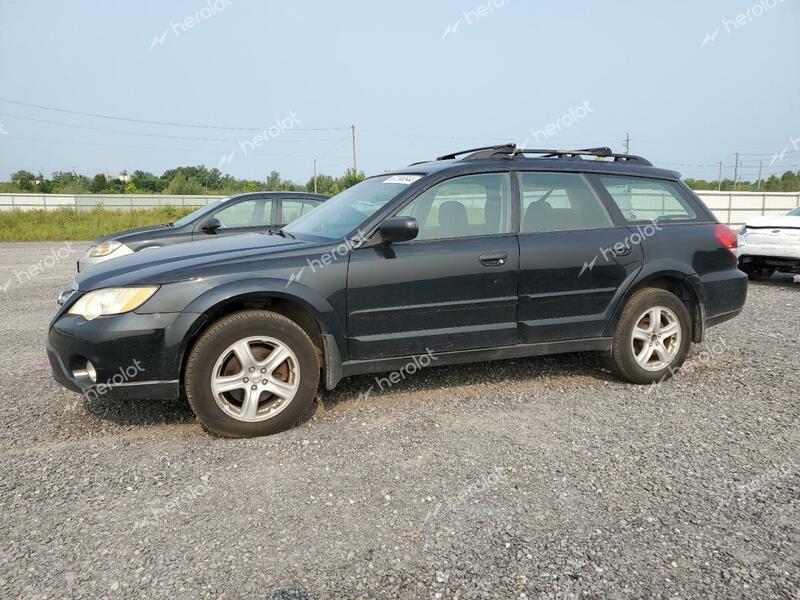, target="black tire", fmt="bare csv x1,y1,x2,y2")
602,288,692,385
185,310,320,438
